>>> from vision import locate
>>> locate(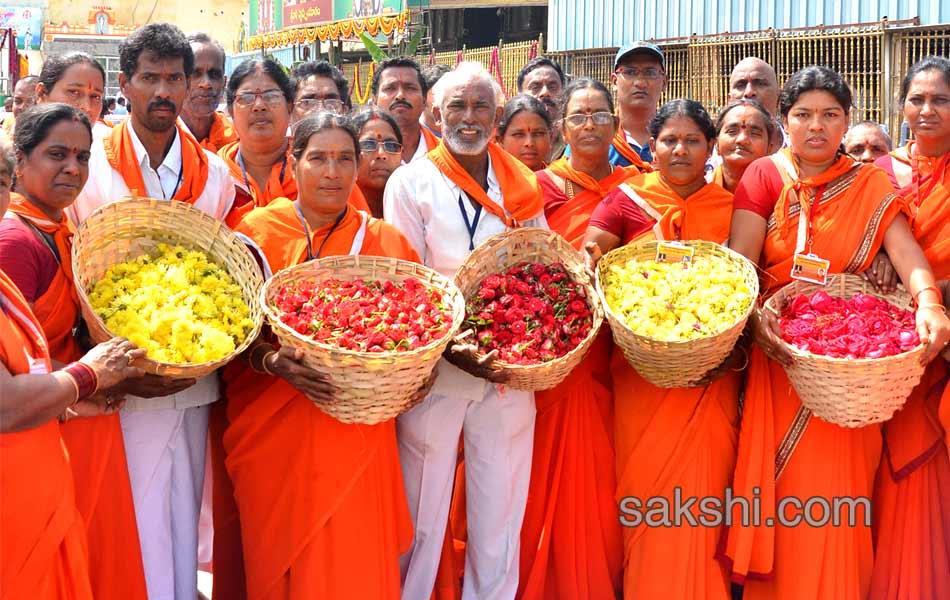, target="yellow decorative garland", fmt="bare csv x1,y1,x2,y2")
247,10,410,50
353,60,375,105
